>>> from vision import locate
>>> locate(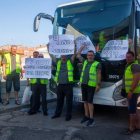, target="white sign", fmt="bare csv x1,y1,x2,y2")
75,36,96,54
25,58,52,79
49,34,74,55
101,40,128,61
